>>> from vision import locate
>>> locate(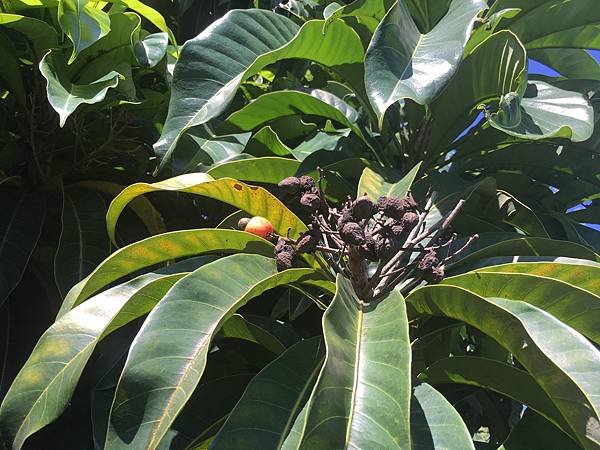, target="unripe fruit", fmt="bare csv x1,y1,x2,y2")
244,216,274,239
237,217,251,230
